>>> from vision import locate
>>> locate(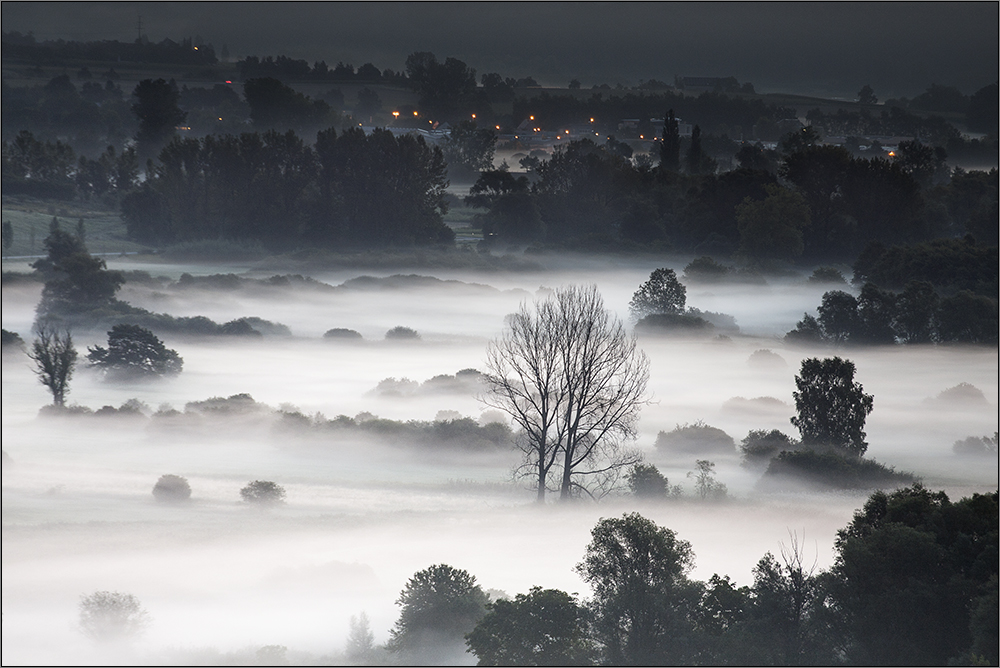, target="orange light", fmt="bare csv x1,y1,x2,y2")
529,115,534,121
590,118,594,123
888,151,896,157
640,135,644,139
218,117,223,121
413,111,419,116
393,111,400,118
495,125,500,130
471,113,476,119
193,46,198,50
